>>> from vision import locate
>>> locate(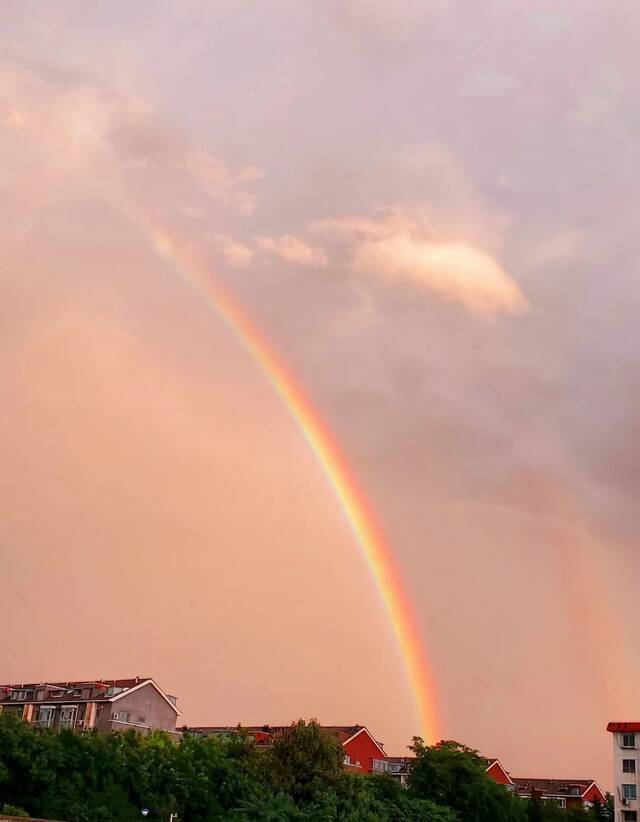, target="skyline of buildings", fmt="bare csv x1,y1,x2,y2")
0,674,611,811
